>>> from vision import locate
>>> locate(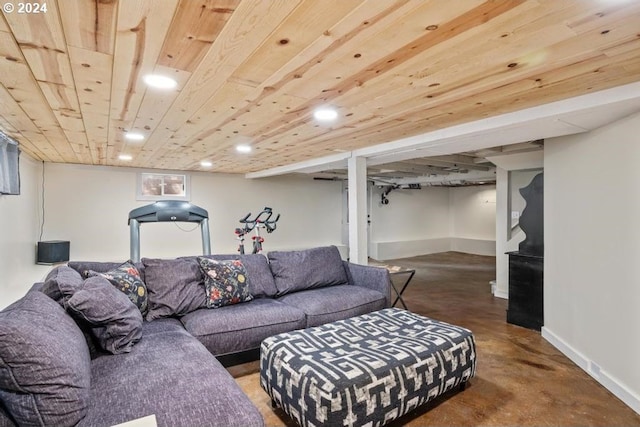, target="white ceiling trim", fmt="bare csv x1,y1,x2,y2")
246,81,640,178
